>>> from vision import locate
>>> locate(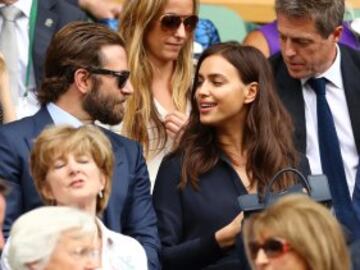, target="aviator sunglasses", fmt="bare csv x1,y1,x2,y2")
160,14,199,33
248,237,291,260
86,67,130,89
